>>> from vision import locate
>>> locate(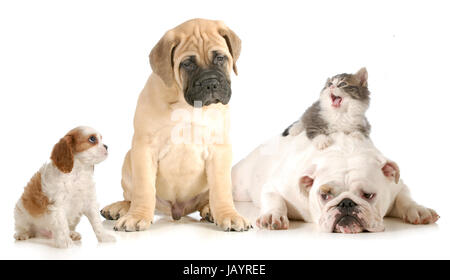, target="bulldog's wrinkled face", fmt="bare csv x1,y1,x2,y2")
302,155,400,234
179,50,232,107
